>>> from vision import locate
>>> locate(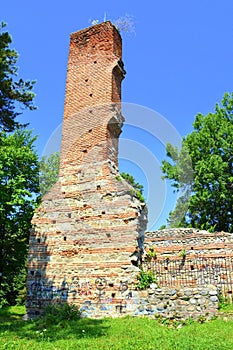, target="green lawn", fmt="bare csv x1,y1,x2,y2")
1,306,233,350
